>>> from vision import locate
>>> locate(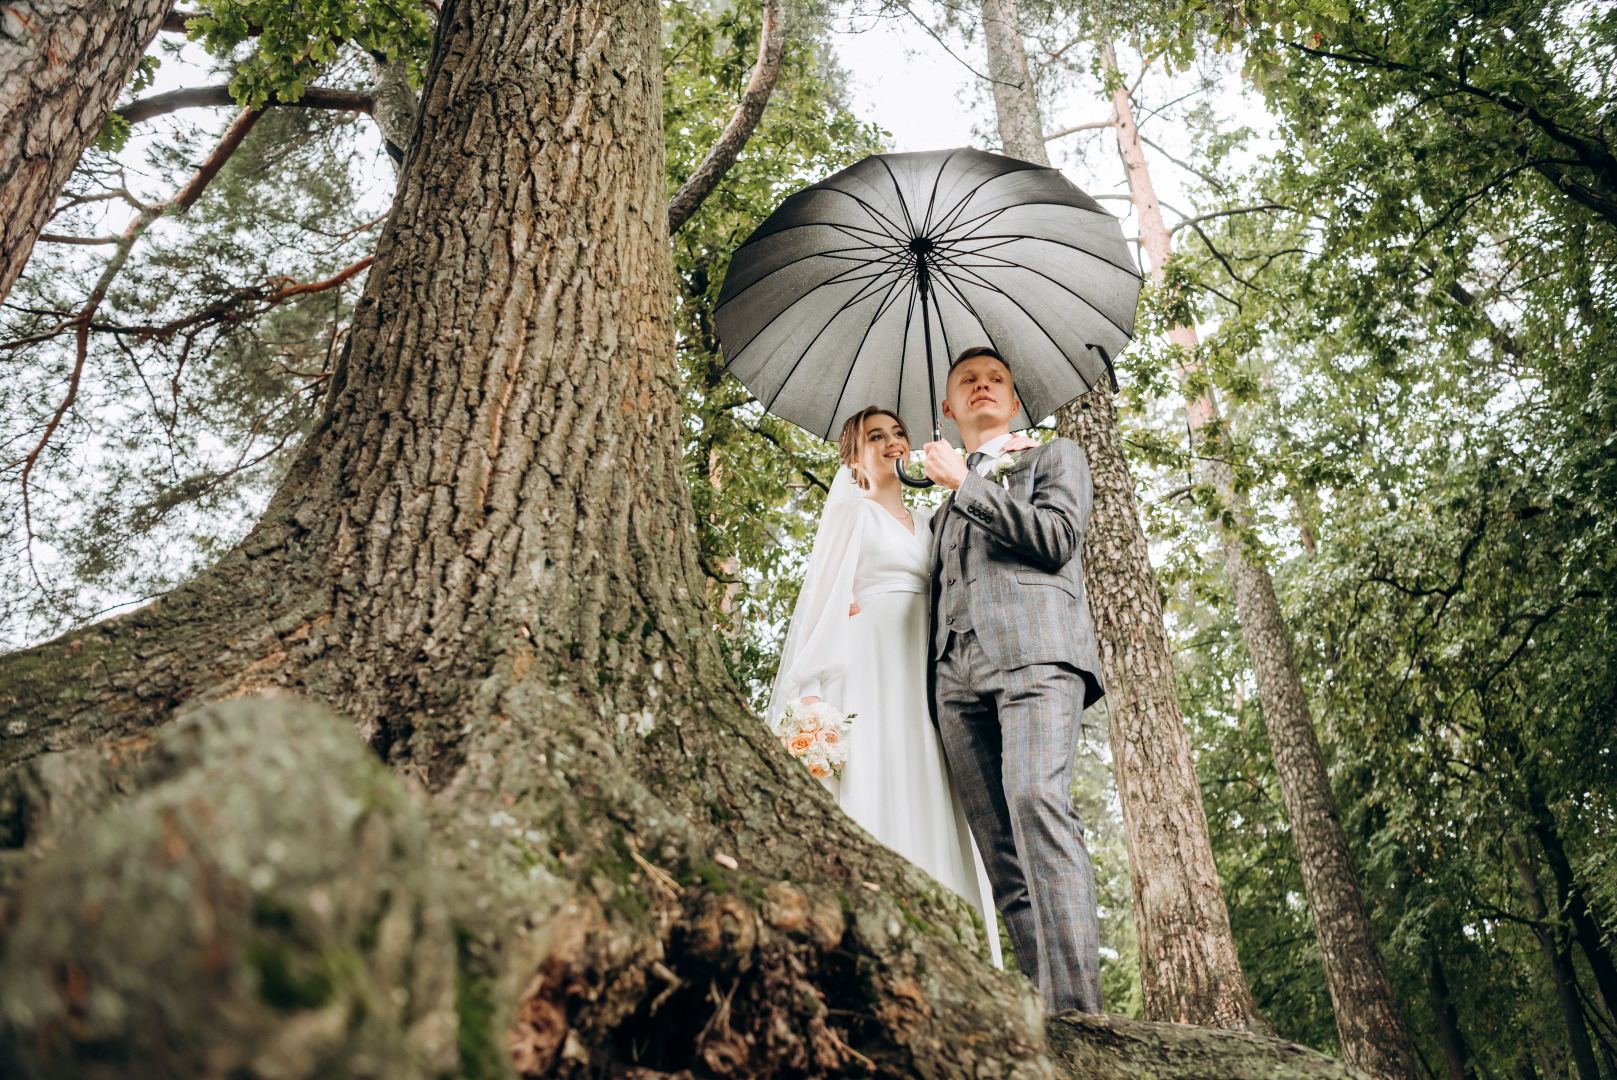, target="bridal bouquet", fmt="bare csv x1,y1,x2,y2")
774,700,852,780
